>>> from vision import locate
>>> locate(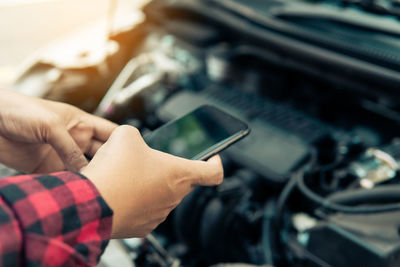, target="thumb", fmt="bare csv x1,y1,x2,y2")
190,155,224,186
47,125,88,171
